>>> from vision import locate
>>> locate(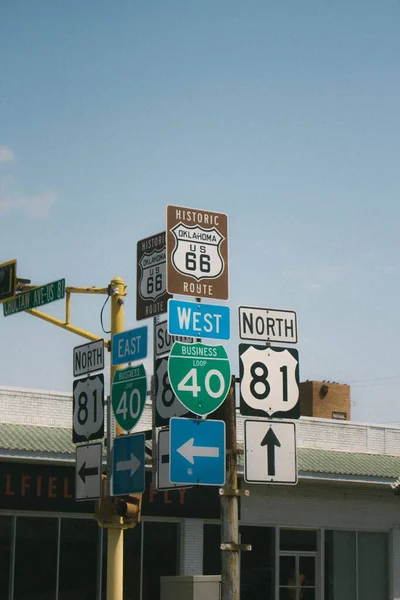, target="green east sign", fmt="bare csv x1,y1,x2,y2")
168,342,231,416
112,364,147,431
